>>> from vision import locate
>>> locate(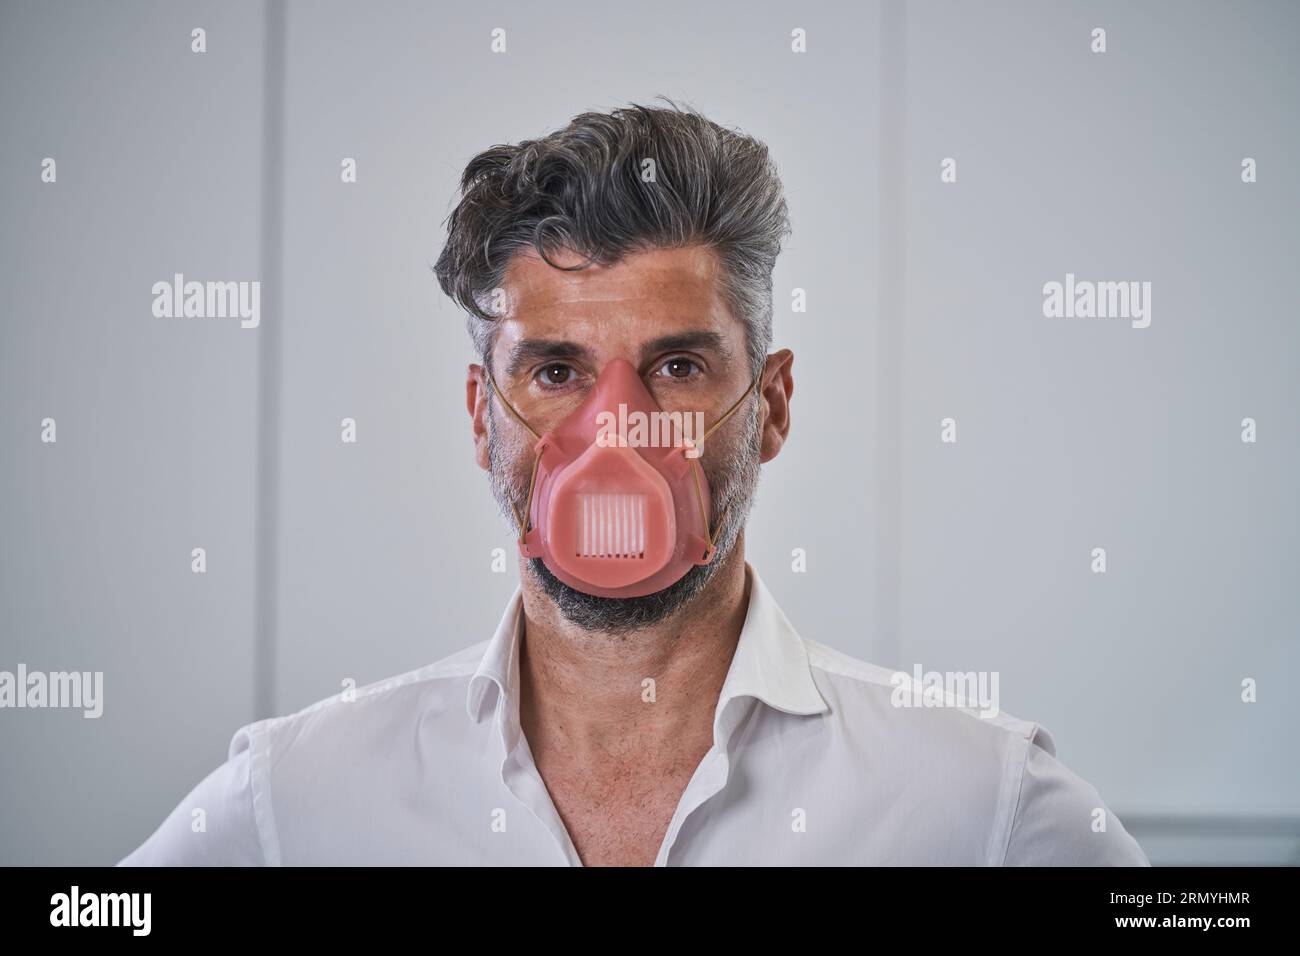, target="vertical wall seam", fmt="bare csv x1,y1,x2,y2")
254,0,286,721
876,0,906,670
